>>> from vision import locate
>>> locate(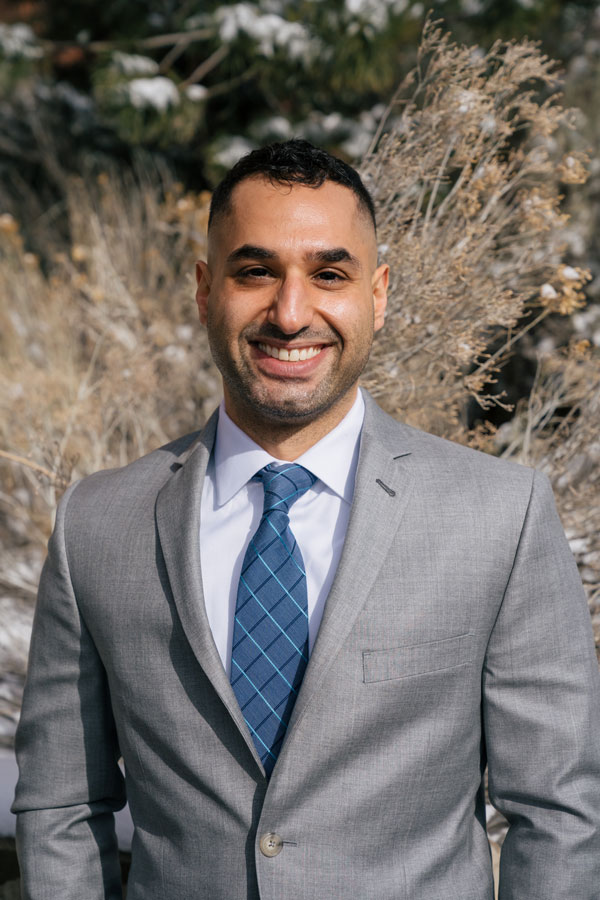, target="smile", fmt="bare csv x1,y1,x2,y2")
257,343,323,361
